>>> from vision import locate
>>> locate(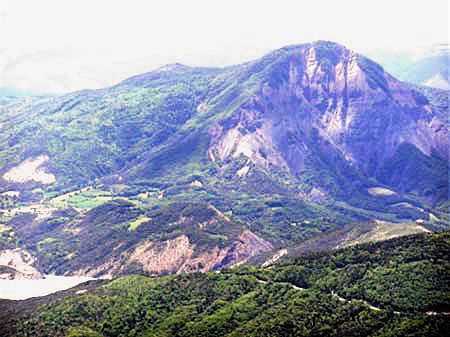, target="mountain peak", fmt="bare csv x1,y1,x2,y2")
118,62,197,87
276,40,352,58
156,63,191,72
0,42,447,283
